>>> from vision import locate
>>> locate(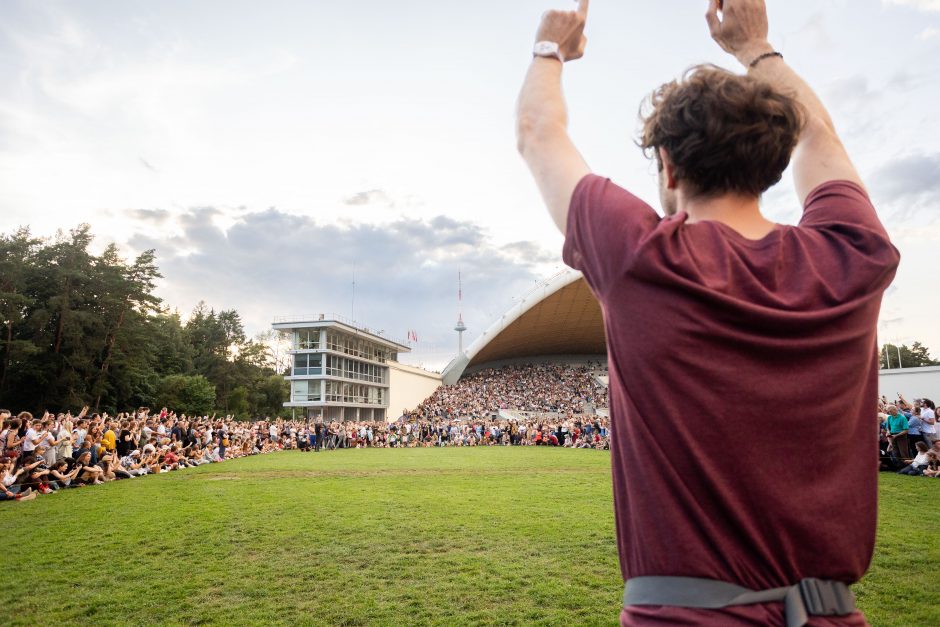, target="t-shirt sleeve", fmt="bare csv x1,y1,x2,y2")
562,174,661,297
799,180,890,240
797,180,900,293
